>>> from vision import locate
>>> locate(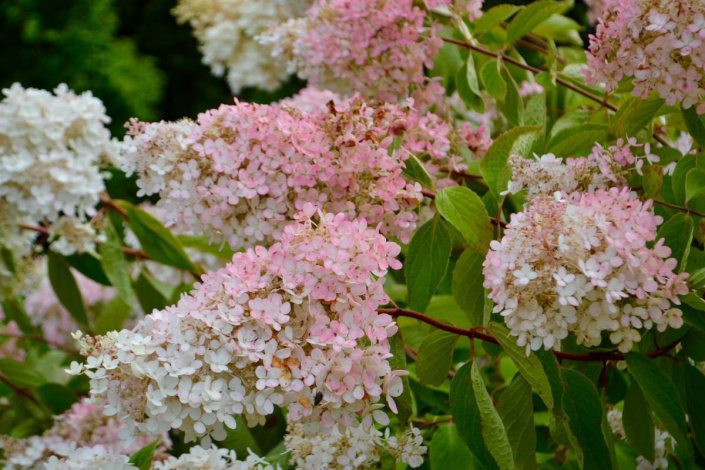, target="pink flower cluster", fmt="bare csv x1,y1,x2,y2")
121,95,478,250
484,188,688,354
585,0,705,114
70,212,405,443
260,0,443,101
0,398,169,469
